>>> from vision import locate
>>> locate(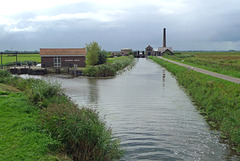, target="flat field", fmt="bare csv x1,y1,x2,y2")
164,51,240,78
0,54,41,65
